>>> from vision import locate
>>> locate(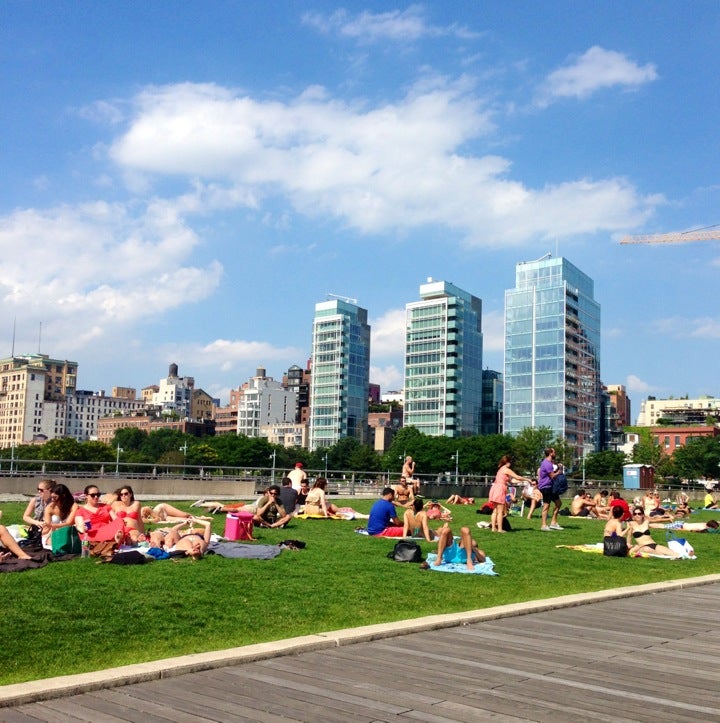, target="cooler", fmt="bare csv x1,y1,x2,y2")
224,511,254,541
